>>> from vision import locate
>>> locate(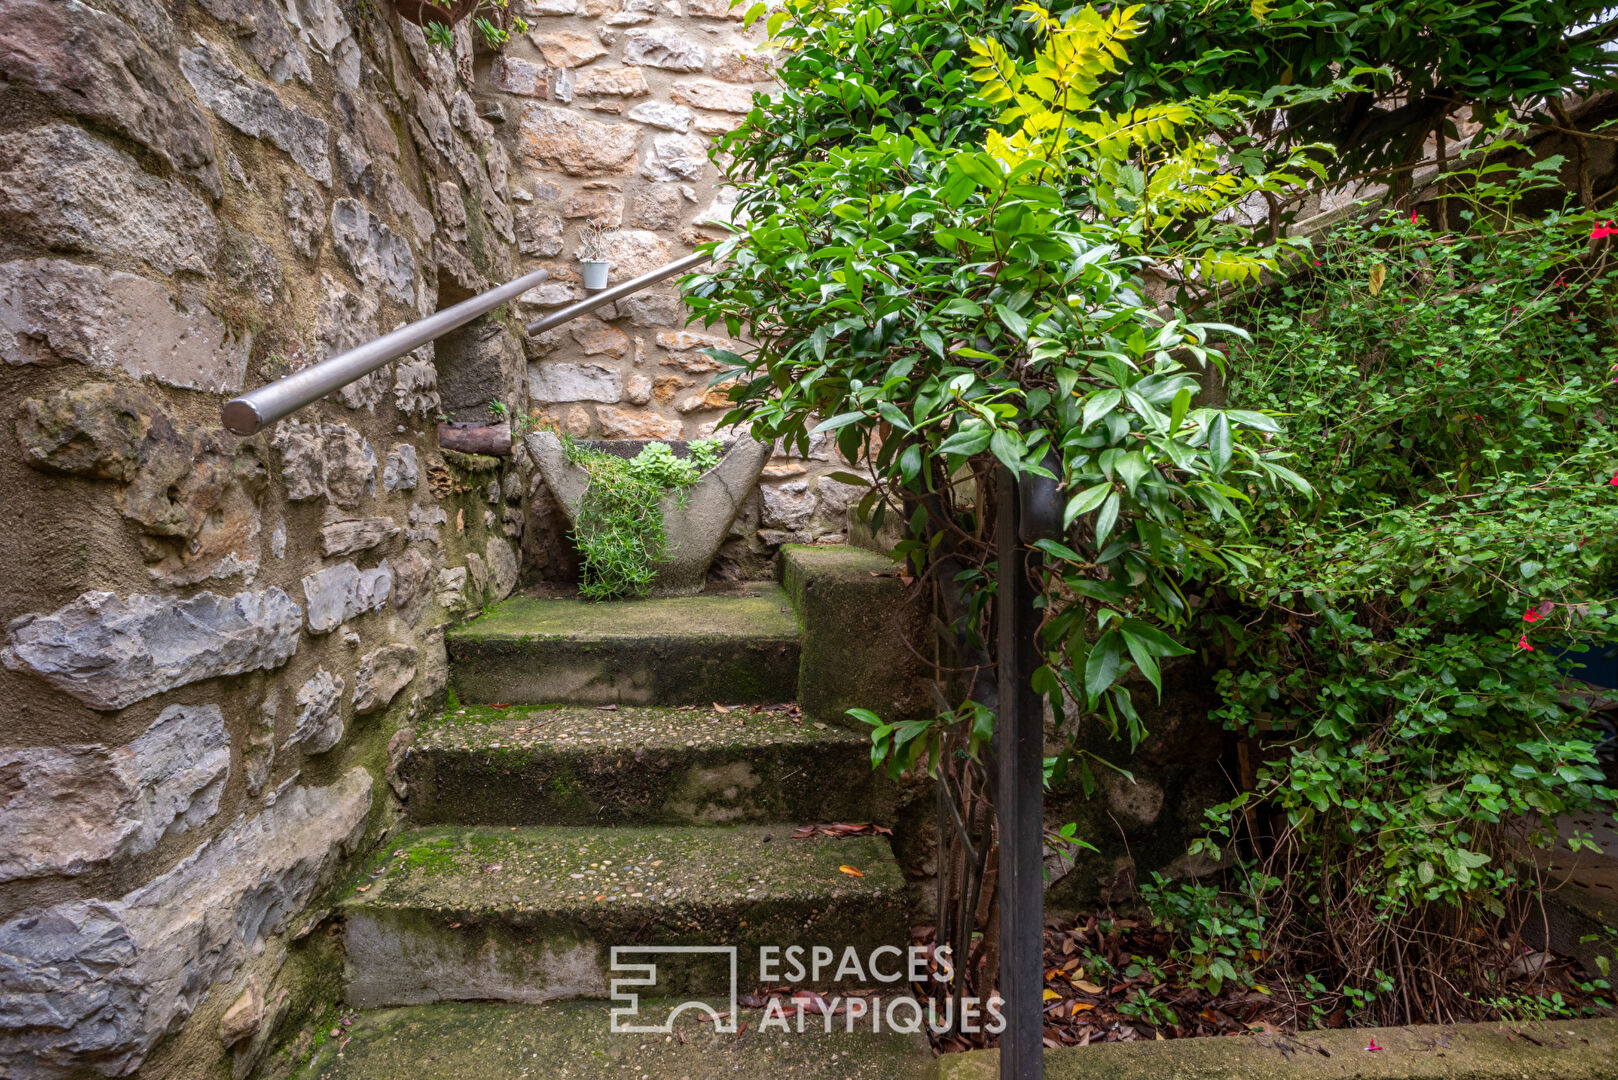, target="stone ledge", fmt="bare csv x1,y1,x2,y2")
779,545,930,725
931,1016,1618,1080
